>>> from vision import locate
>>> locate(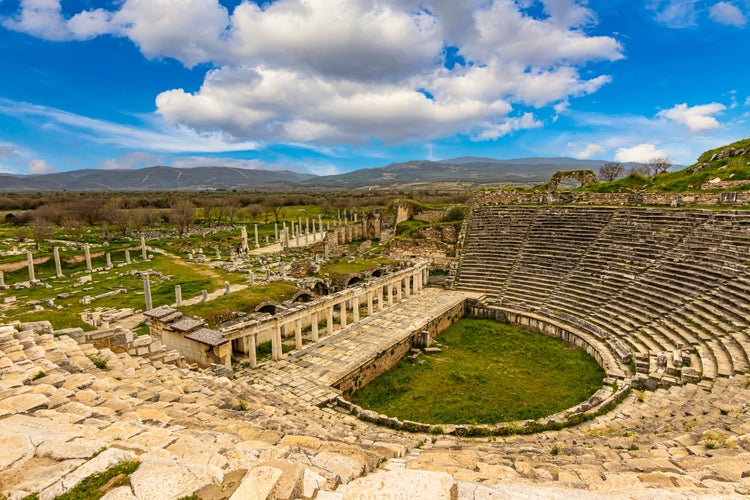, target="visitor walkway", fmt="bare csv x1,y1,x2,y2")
242,288,481,405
